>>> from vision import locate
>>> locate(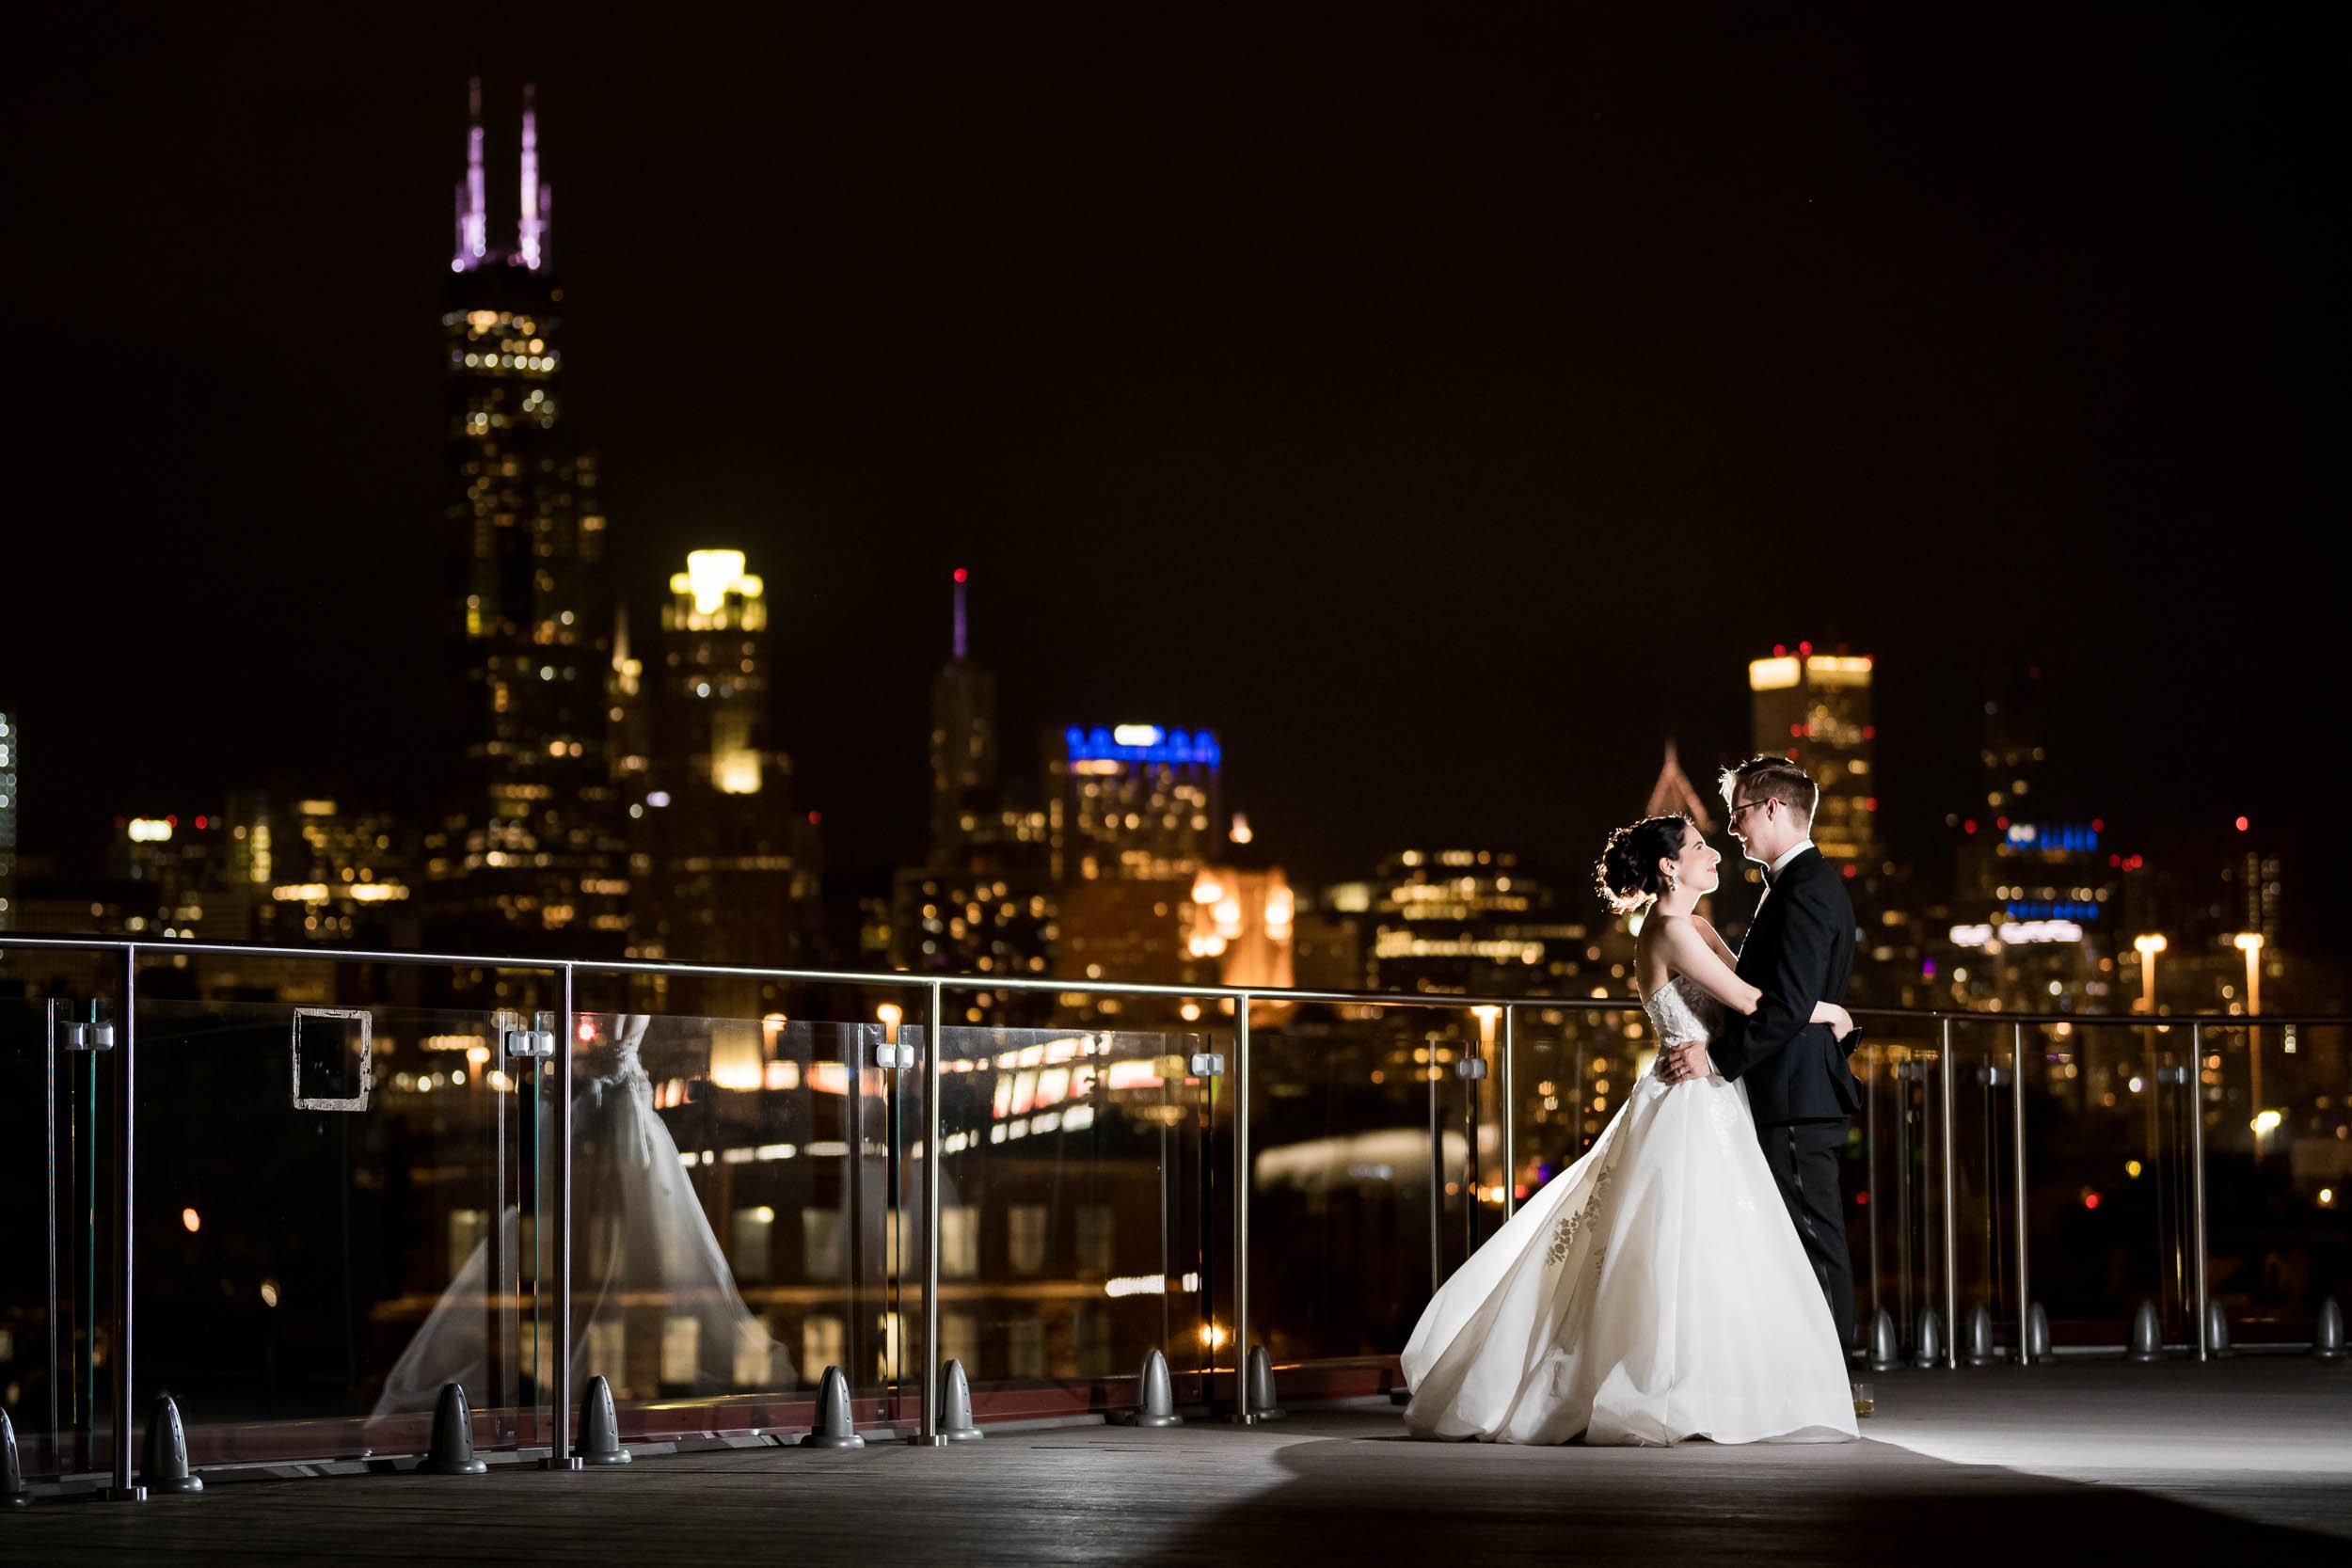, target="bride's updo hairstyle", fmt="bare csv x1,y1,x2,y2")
1594,814,1692,915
